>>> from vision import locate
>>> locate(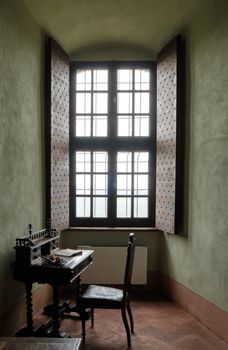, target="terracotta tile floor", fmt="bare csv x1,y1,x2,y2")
34,294,228,350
